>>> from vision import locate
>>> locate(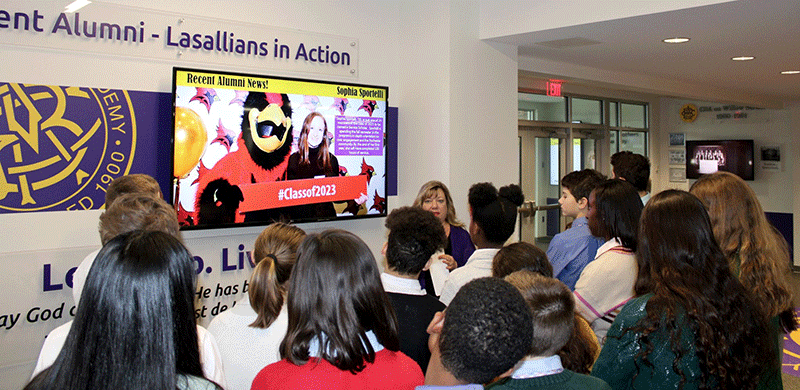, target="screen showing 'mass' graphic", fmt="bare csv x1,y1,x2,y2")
171,67,388,229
